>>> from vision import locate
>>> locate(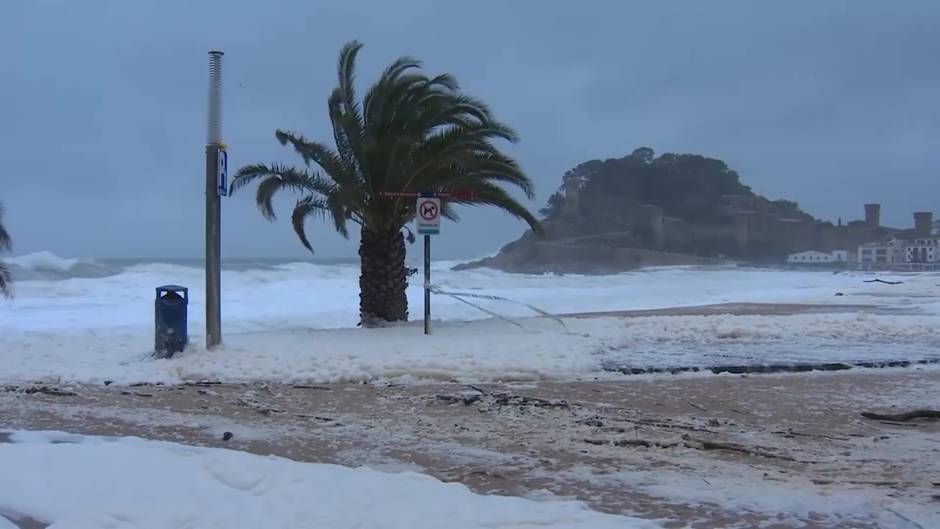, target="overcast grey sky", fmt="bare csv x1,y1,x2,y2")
1,0,938,260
